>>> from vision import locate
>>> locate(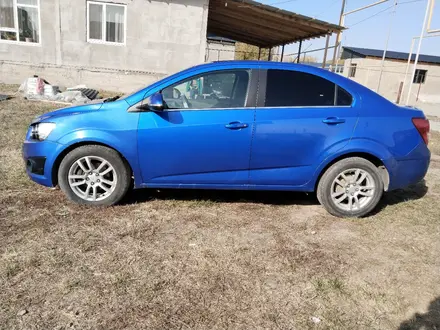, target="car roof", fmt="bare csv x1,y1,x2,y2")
189,60,341,79
199,60,317,70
